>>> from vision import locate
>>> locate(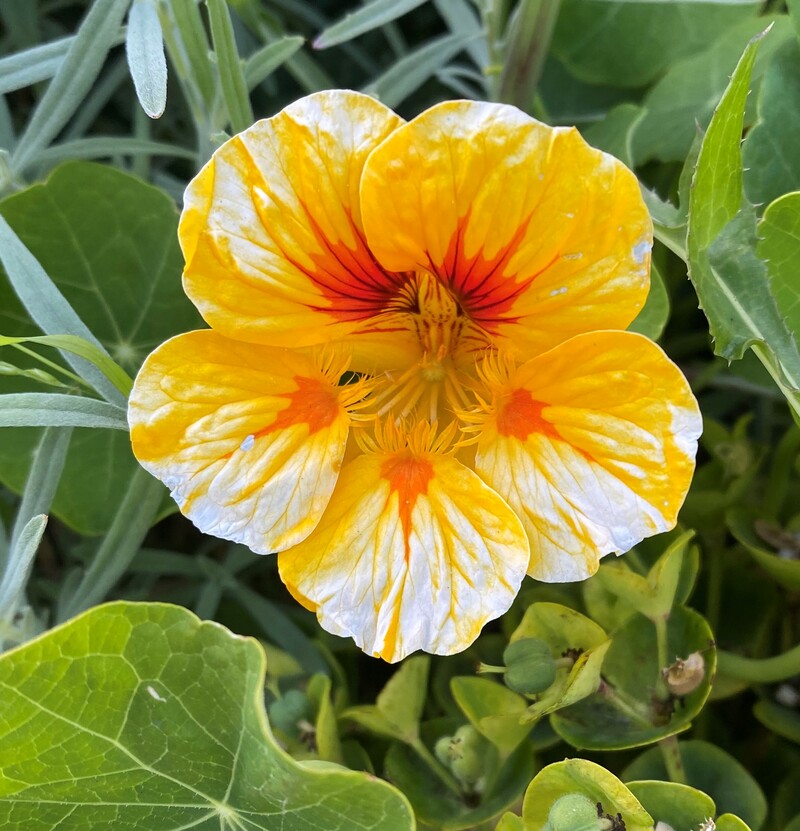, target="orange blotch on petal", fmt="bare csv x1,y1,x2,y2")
278,447,529,662
128,330,353,554
380,454,435,562
495,388,560,442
